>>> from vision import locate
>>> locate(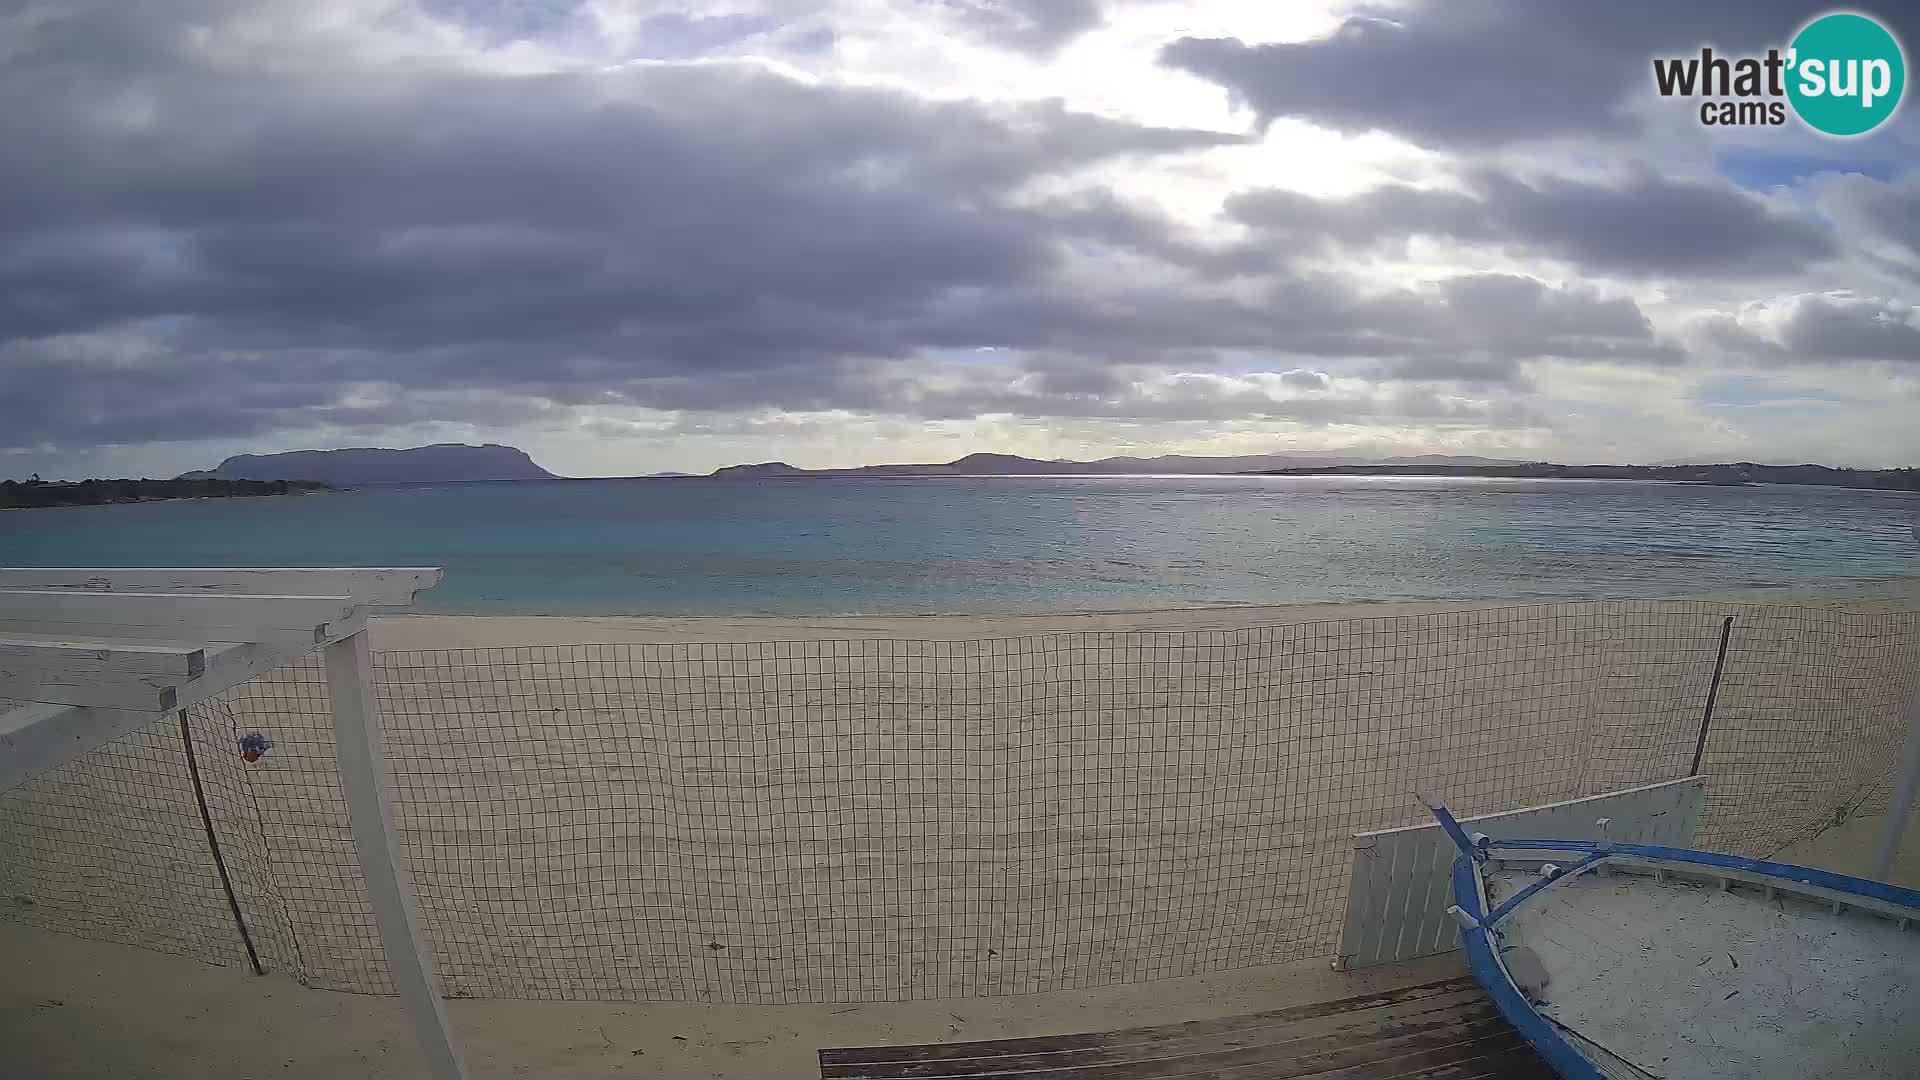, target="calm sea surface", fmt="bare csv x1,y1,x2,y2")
3,476,1916,614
